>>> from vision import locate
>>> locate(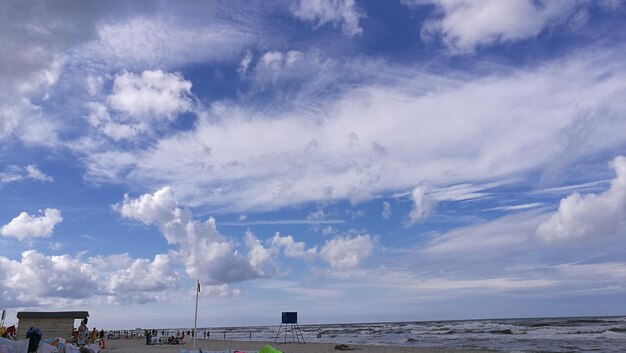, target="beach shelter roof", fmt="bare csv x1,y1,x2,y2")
16,311,89,319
